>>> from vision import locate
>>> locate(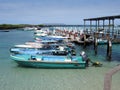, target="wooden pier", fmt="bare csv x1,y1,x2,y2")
83,15,120,59
83,15,120,40
52,15,120,45
53,15,120,60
